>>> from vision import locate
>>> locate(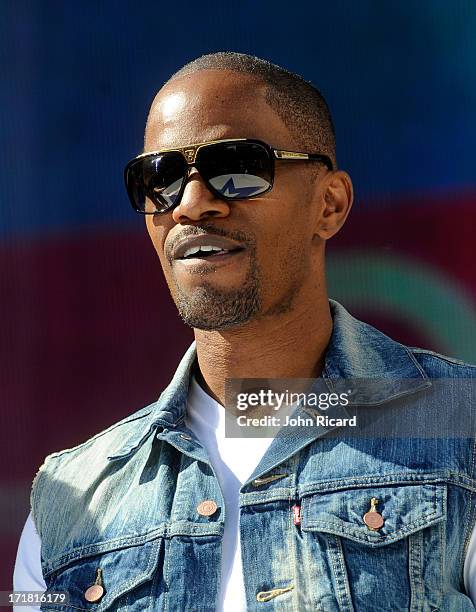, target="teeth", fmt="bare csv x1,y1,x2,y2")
183,246,201,258
182,245,228,258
